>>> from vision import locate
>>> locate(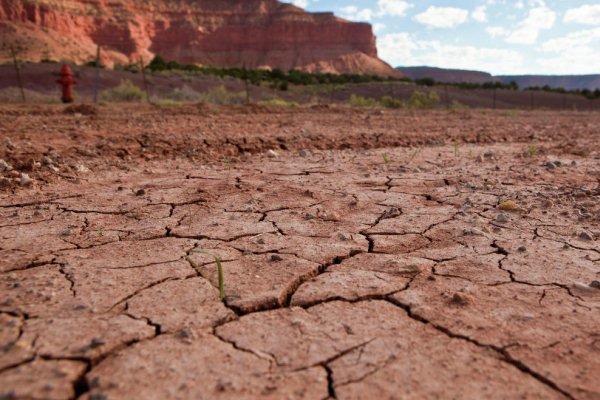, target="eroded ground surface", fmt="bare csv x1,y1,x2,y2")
1,105,599,400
